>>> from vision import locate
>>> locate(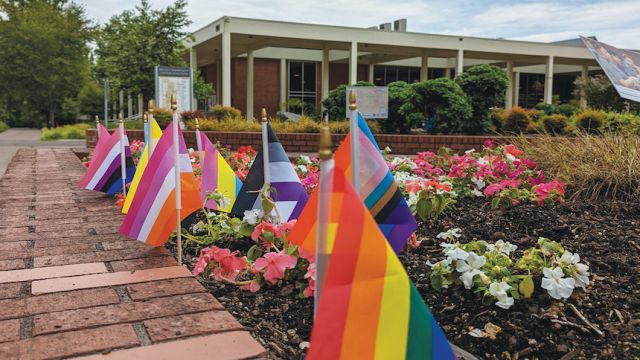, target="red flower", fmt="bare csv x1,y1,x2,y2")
504,144,524,158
